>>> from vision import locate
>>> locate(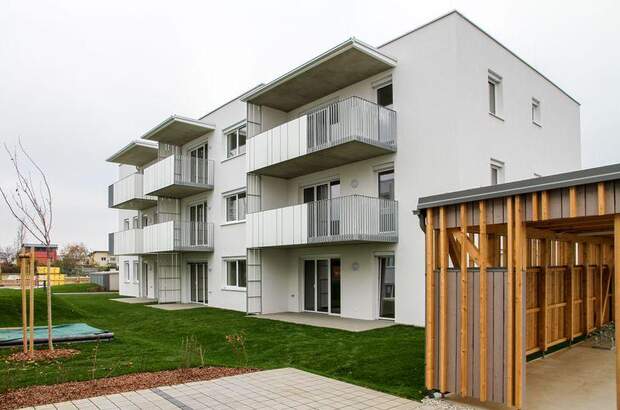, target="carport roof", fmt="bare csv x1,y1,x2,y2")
417,163,620,210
